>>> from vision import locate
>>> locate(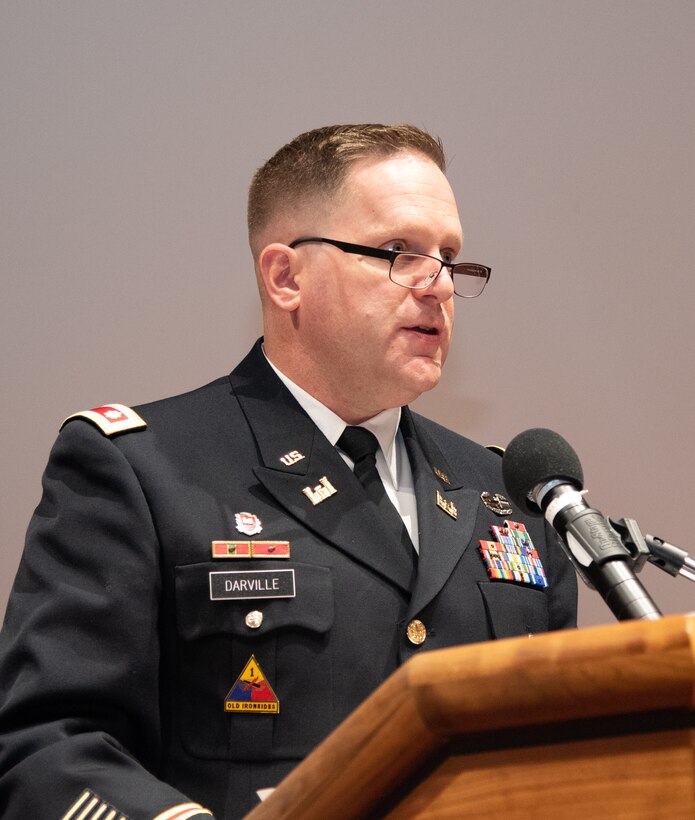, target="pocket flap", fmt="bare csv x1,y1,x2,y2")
175,561,334,640
478,581,549,638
